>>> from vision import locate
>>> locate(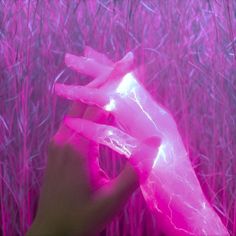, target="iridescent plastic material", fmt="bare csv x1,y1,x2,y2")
55,47,229,236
